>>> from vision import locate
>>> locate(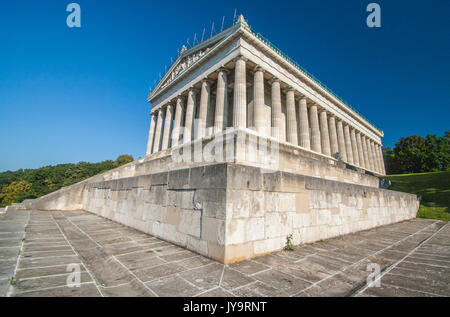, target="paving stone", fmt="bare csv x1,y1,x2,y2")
146,275,201,297
178,256,215,269
179,263,223,291
14,283,102,297
360,285,437,297
134,263,186,282
231,281,287,297
15,264,87,279
228,260,269,275
159,250,198,262
19,255,81,269
251,269,311,296
197,287,235,297
220,267,254,290
116,251,165,270
380,273,450,296
12,272,92,293
100,279,155,297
